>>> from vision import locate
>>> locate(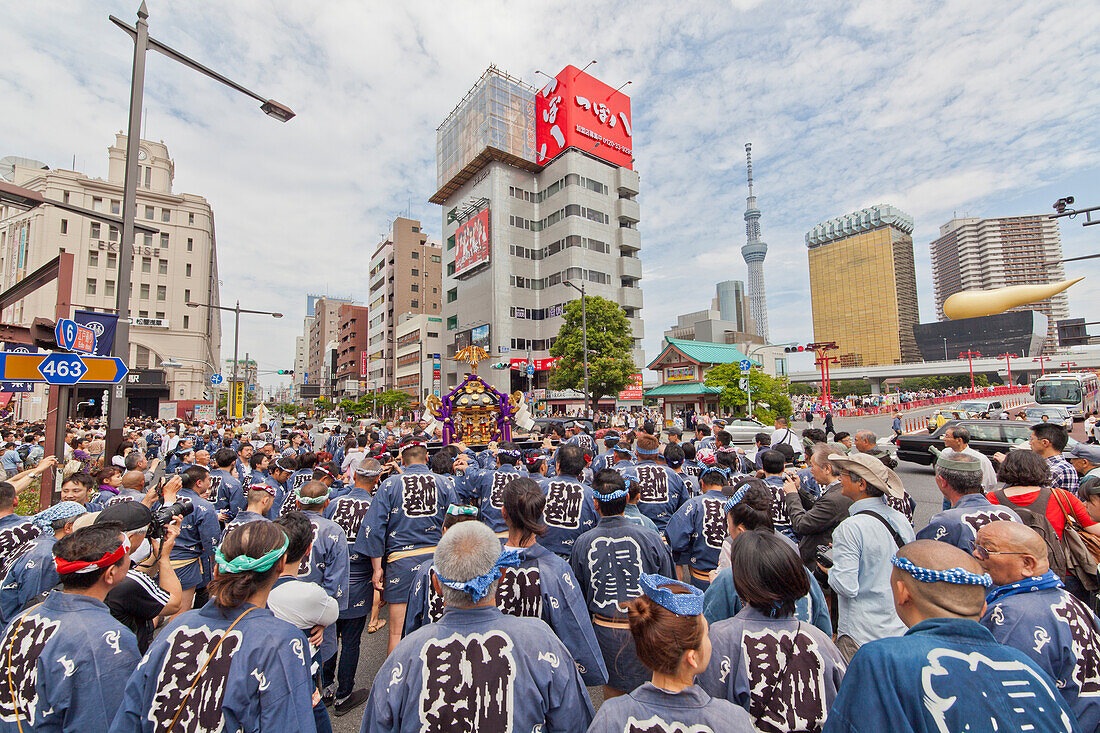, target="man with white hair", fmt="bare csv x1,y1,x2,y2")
362,520,595,733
